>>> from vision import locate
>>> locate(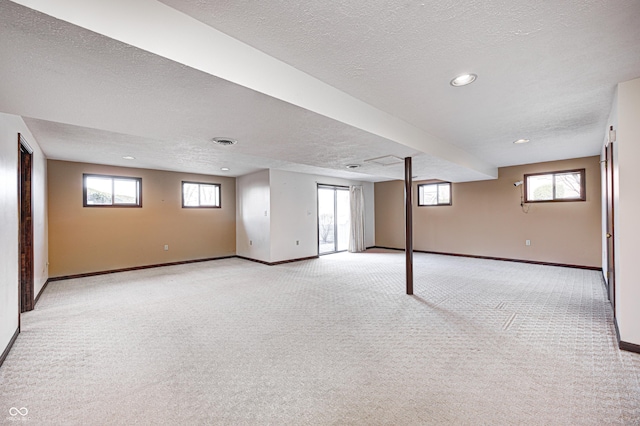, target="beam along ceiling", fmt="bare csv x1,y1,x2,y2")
2,0,640,182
